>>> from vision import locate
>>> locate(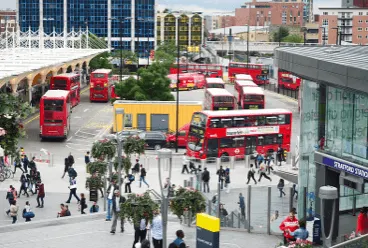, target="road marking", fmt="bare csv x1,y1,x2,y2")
81,86,90,94
84,108,89,112
76,130,98,136
66,137,73,142
74,116,82,119
24,114,40,126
